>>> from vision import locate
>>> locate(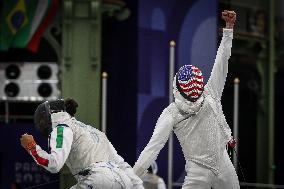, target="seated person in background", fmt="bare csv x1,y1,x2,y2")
20,98,144,189
142,161,166,189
